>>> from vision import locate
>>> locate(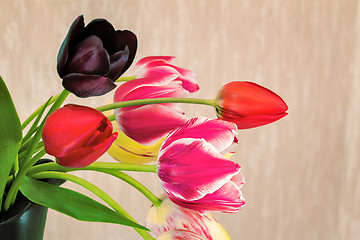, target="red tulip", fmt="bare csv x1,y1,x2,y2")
215,81,288,129
42,104,118,168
